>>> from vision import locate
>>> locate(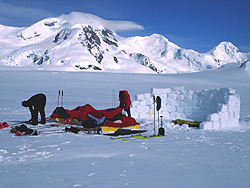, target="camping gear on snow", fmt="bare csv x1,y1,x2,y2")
159,116,165,136
50,105,139,133
171,119,201,128
10,124,39,136
57,90,64,107
52,107,77,124
50,90,139,133
156,96,162,135
153,95,162,136
0,122,9,129
153,96,156,135
119,90,131,116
